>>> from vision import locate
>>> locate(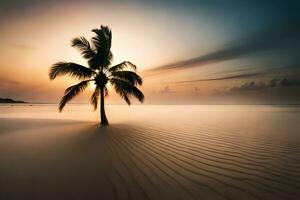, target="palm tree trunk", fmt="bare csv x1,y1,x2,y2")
100,88,109,126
